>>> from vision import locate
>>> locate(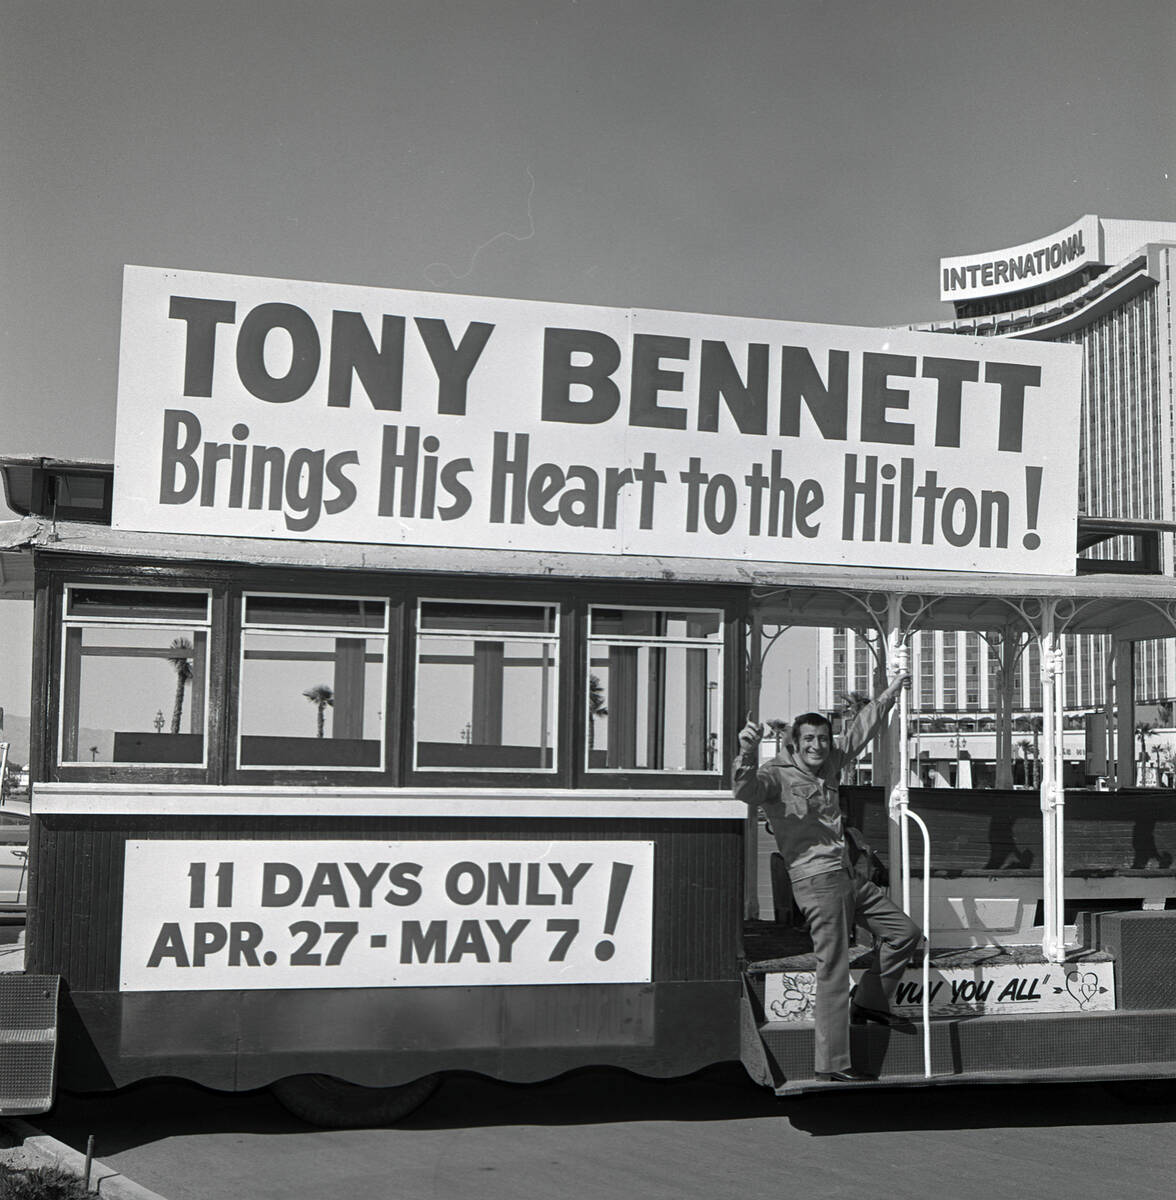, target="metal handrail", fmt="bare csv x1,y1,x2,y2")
898,804,932,1079
892,653,932,1078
